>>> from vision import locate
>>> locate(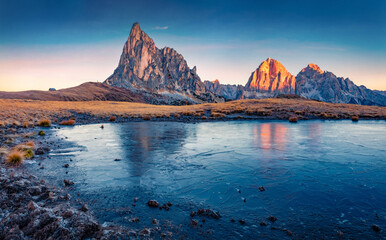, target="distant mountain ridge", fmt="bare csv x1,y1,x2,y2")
295,64,386,106
209,58,386,106
203,80,244,101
